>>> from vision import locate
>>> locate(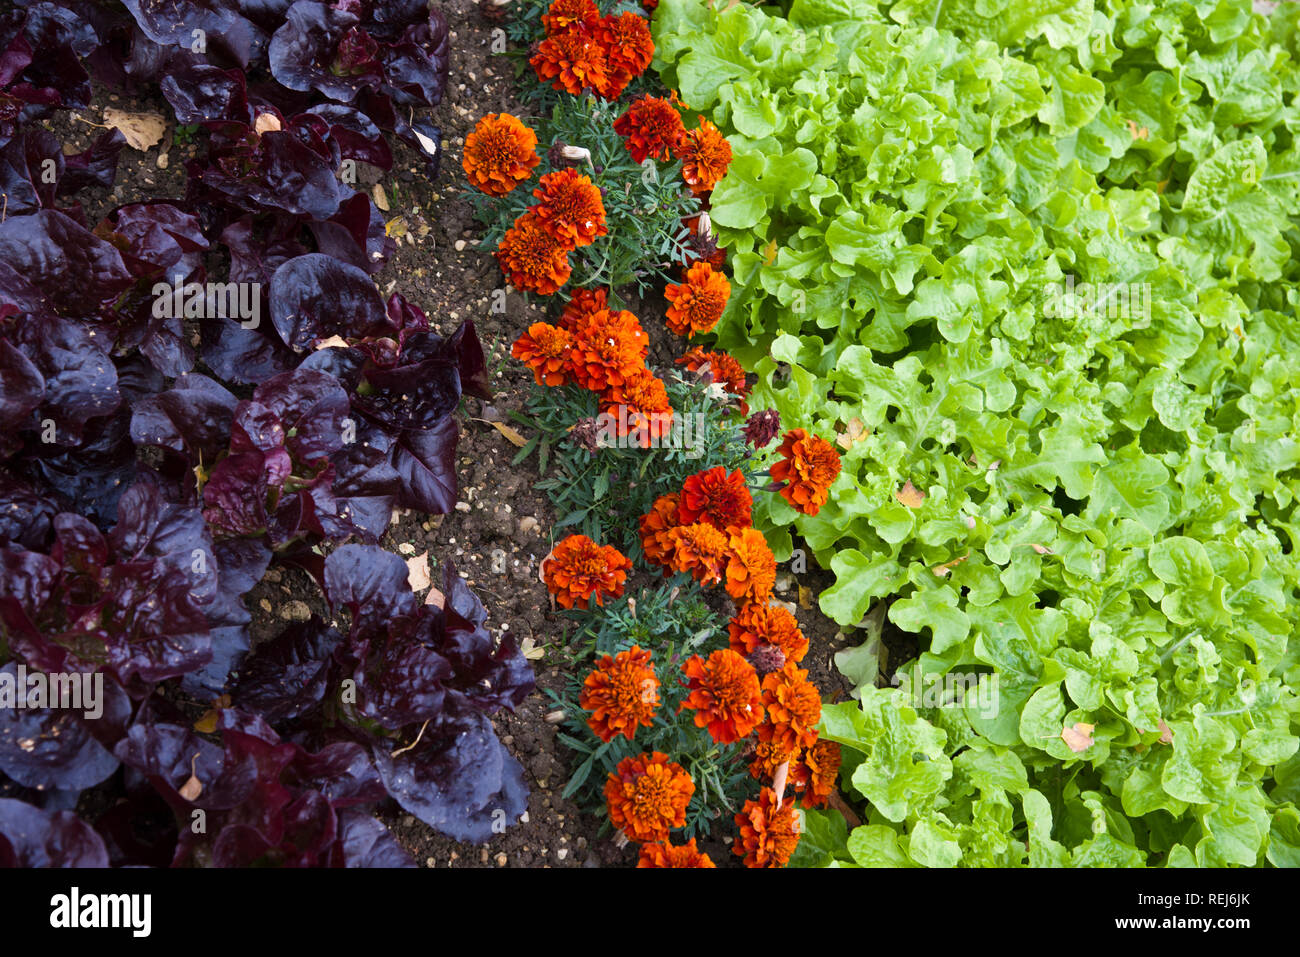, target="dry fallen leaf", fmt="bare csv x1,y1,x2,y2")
520,637,545,661
798,584,813,610
385,216,409,239
103,108,167,151
1029,543,1054,555
424,586,445,609
762,237,778,265
253,112,283,135
489,420,528,448
896,480,926,508
836,417,868,450
932,554,969,577
1061,722,1096,753
372,182,390,212
178,752,203,801
313,334,350,351
406,552,431,593
1158,719,1174,745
